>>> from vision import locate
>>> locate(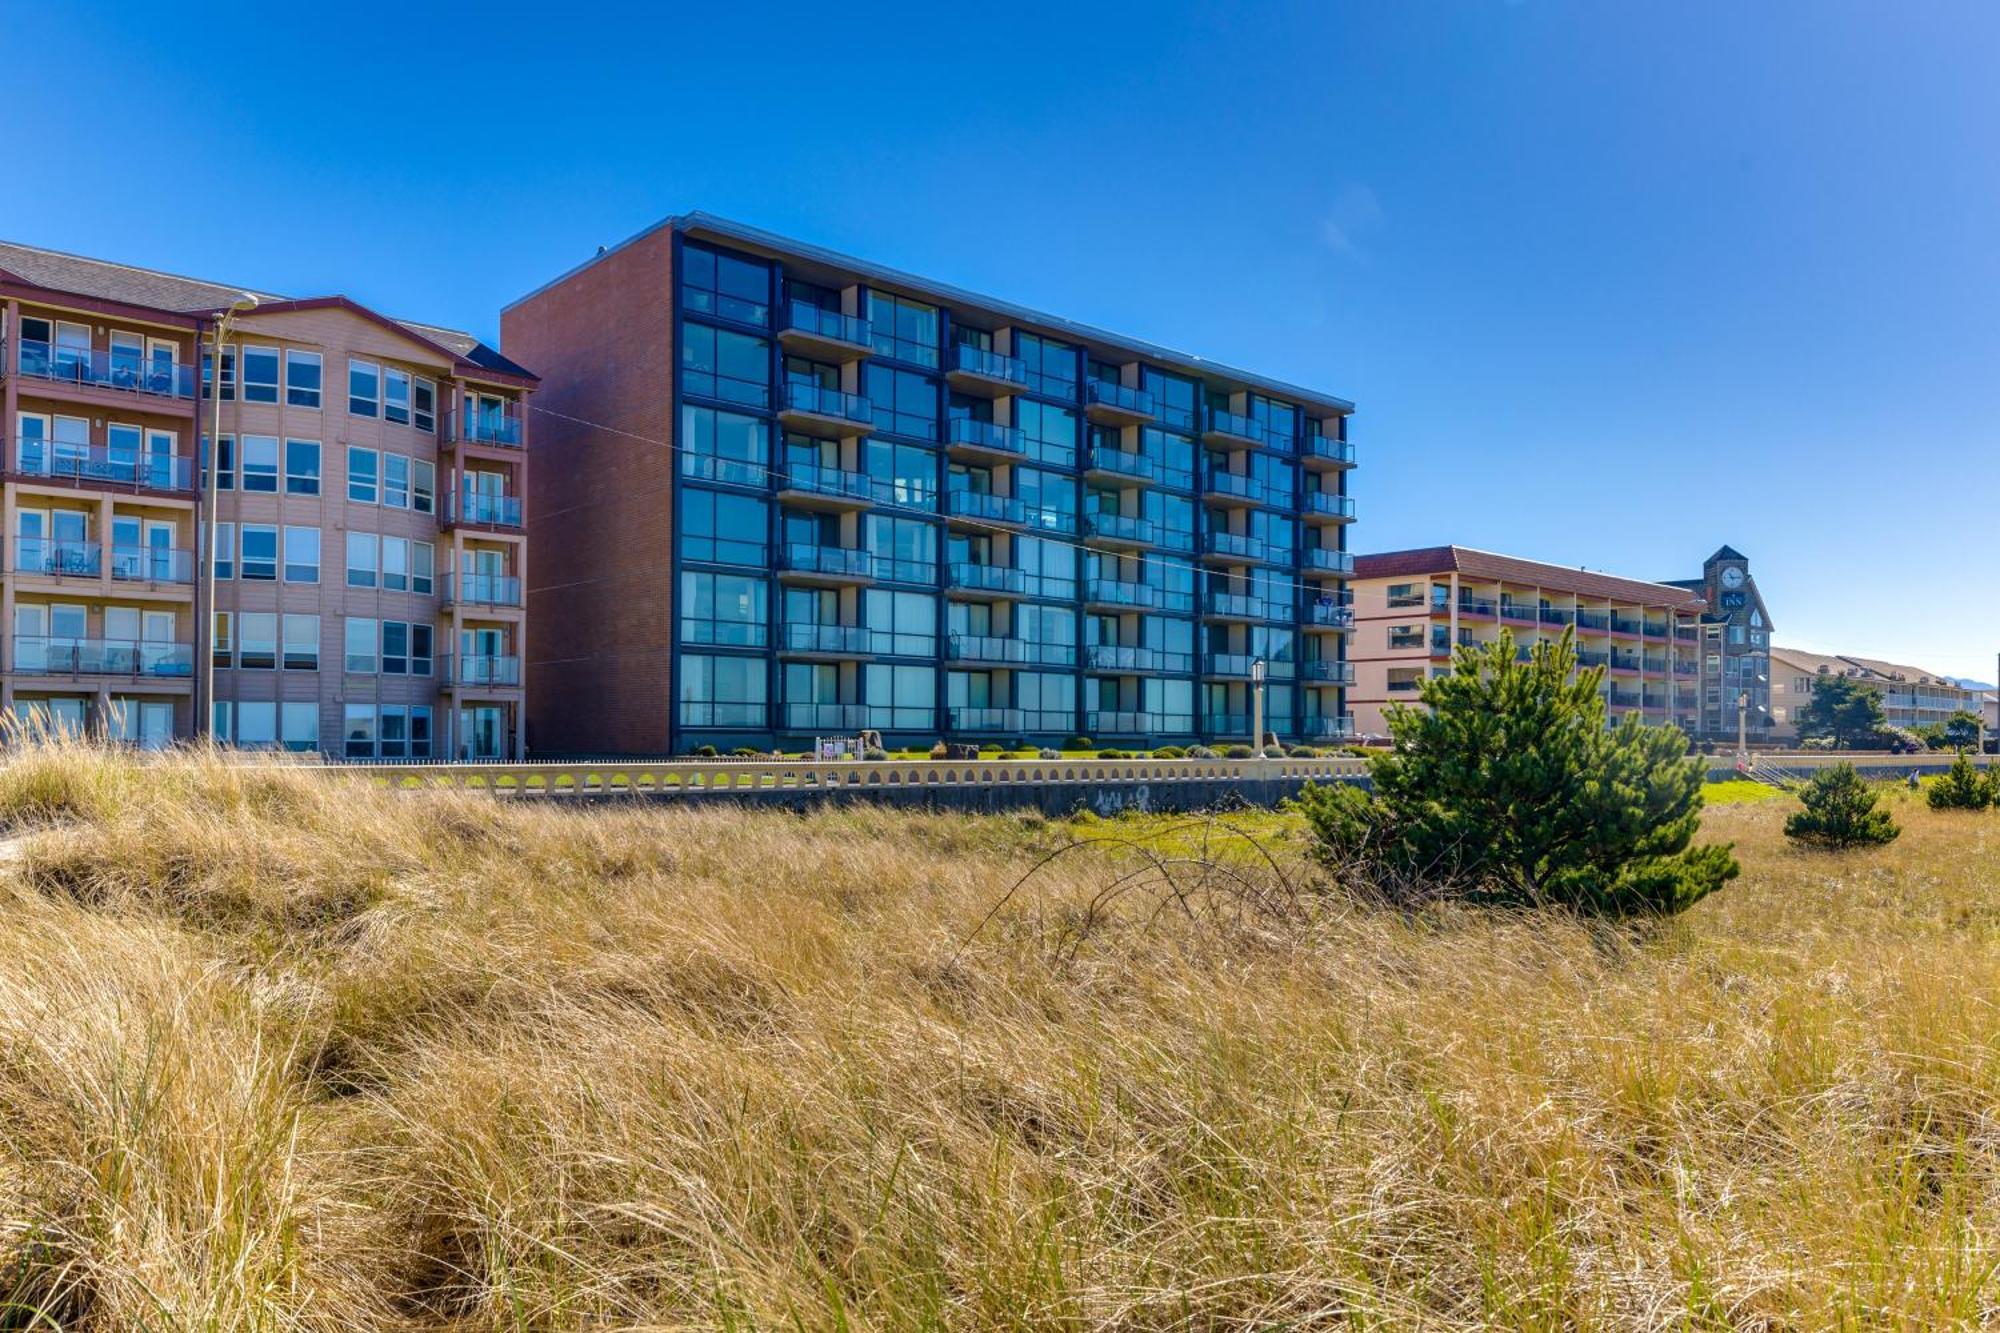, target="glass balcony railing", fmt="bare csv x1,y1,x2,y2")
783,702,867,731
1085,710,1164,736
452,406,523,447
947,633,1029,665
1612,616,1645,635
109,546,193,584
1302,491,1355,519
1085,379,1156,417
1298,659,1356,685
946,490,1027,525
948,562,1027,596
1202,653,1261,678
1085,512,1156,544
1302,548,1354,574
948,706,1024,733
14,339,194,399
1301,435,1355,466
14,537,101,577
1203,408,1266,446
451,572,523,606
1298,715,1357,741
946,417,1025,456
780,301,871,349
12,440,194,492
781,544,874,579
780,462,874,503
1540,607,1577,627
454,491,523,528
1085,643,1161,673
782,622,869,655
780,382,872,425
1085,578,1159,609
1202,530,1273,562
1457,597,1498,617
1205,592,1282,621
441,654,522,687
1203,471,1289,507
950,343,1026,385
1575,611,1611,632
1085,446,1158,482
1303,599,1355,629
12,636,193,677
